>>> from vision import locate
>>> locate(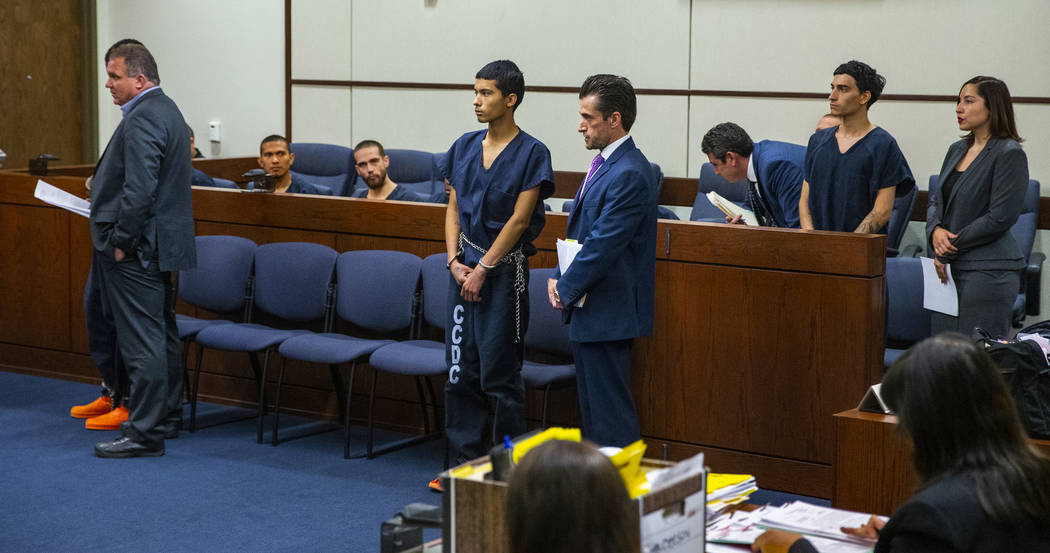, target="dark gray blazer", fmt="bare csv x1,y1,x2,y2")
90,88,196,272
925,137,1028,270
